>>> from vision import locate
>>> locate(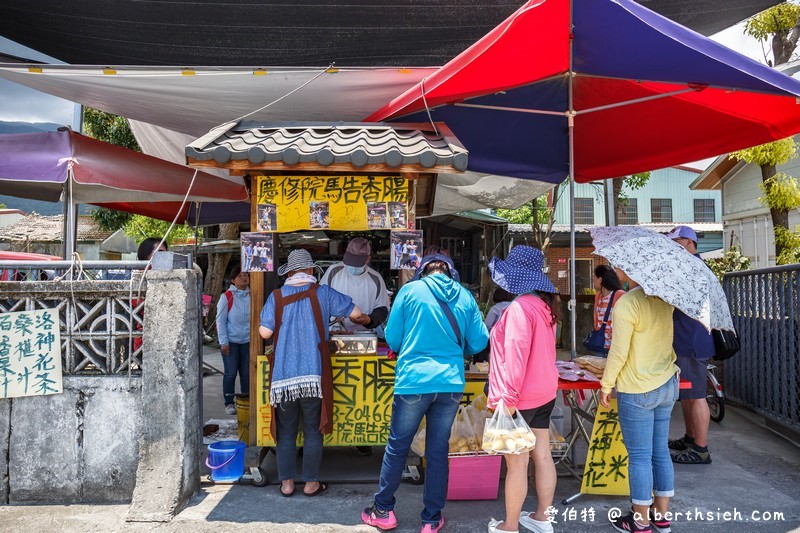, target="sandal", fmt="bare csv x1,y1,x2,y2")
304,481,328,496
672,448,711,464
280,483,295,497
